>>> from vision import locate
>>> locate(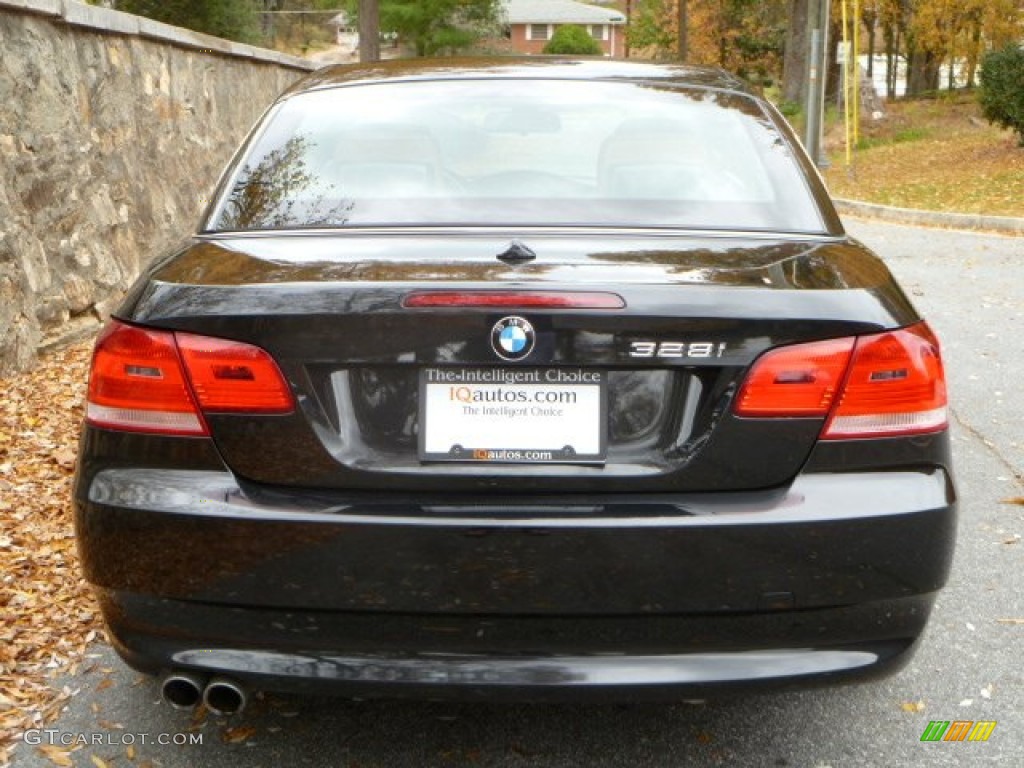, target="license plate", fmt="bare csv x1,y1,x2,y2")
419,367,606,463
